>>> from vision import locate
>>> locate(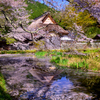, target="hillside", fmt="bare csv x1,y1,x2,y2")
25,0,56,20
